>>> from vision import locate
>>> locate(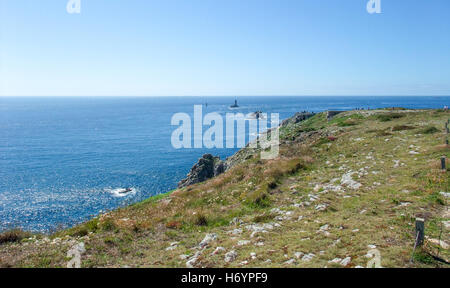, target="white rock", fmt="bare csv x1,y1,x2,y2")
179,254,190,260
198,233,217,248
246,223,275,237
186,250,203,268
443,220,450,229
230,217,243,225
331,238,341,247
270,208,283,214
330,178,340,183
237,240,251,246
228,228,243,235
301,253,315,262
393,160,400,168
294,252,304,259
341,171,362,190
186,258,196,268
240,261,249,265
211,247,225,255
328,258,342,264
340,257,351,266
284,259,296,265
165,242,179,251
319,224,329,231
224,250,238,263
439,192,450,198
